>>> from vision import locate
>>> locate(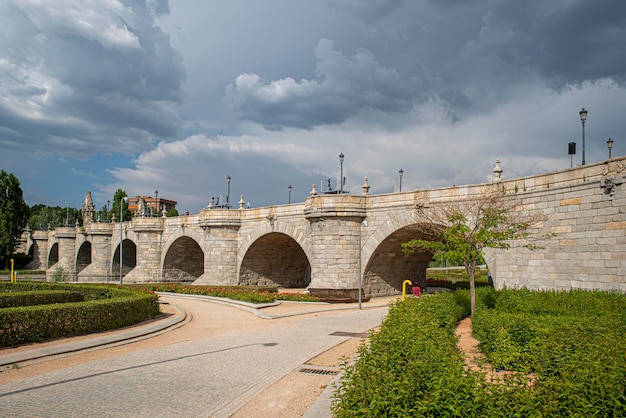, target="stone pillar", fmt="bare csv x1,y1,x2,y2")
194,209,241,286
24,230,49,270
77,223,114,282
48,227,77,281
123,217,164,283
304,194,368,302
